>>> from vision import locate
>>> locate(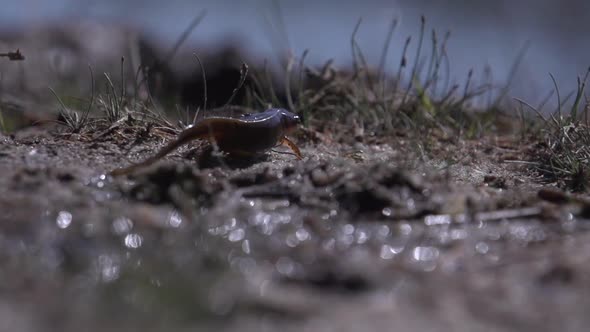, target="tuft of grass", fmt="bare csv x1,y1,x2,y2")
244,16,503,141
48,57,174,135
50,88,89,133
49,66,95,133
523,68,590,191
96,57,128,124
